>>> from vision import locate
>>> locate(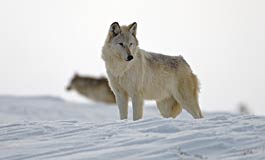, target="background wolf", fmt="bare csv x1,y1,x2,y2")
102,22,203,120
66,73,116,104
